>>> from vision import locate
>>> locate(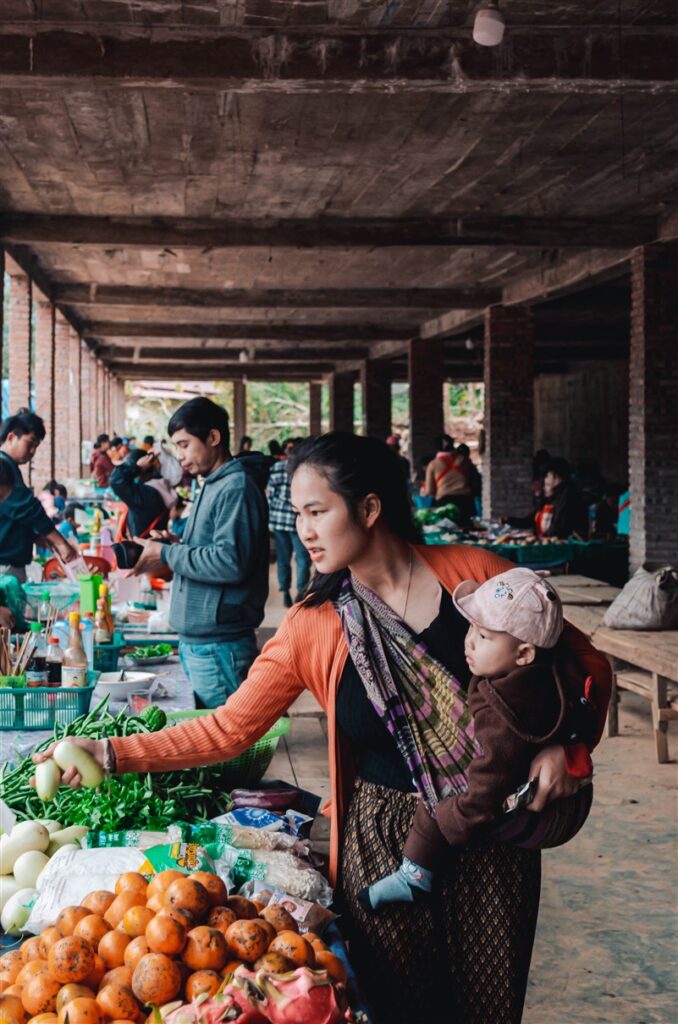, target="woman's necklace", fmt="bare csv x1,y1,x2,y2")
401,547,413,622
